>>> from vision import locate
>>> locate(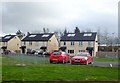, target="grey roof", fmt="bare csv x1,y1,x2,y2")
22,33,54,41
1,35,16,42
60,32,97,41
